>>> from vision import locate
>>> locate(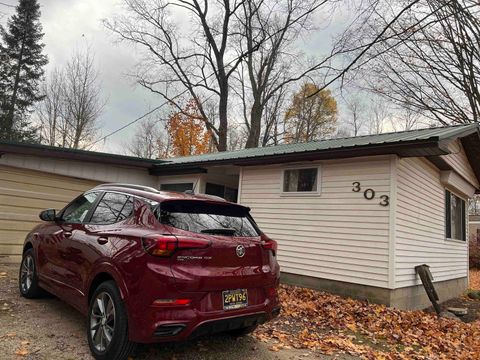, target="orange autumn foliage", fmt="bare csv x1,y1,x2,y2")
167,99,212,157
